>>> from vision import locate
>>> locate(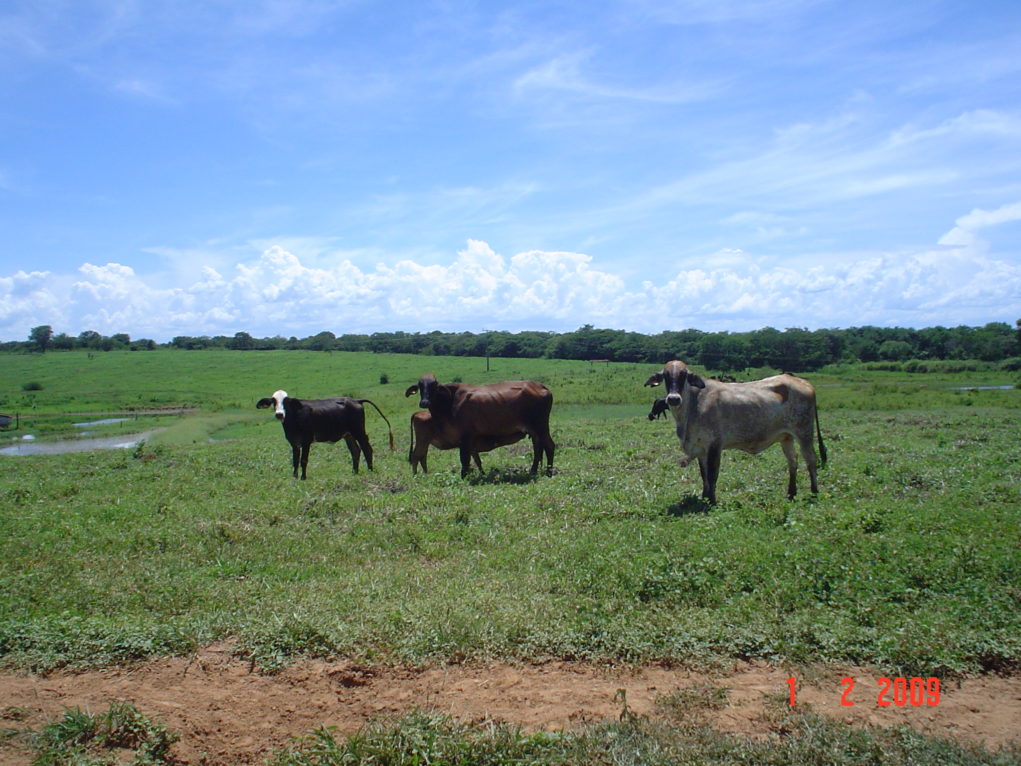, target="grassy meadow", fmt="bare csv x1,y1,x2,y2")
1,349,1020,760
